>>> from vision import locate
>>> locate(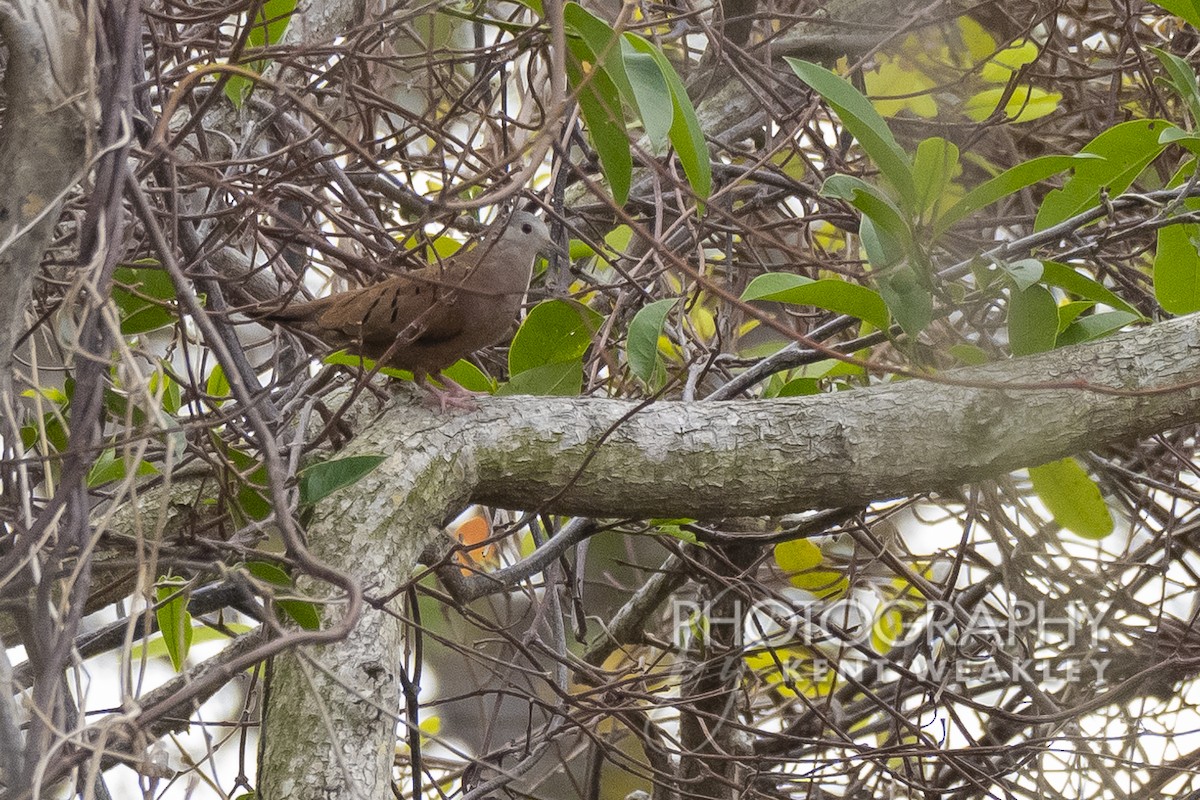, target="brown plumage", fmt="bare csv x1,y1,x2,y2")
265,211,554,405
